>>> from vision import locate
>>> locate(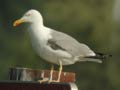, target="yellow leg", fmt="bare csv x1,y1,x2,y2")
49,65,54,81
56,61,62,82
48,61,63,83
